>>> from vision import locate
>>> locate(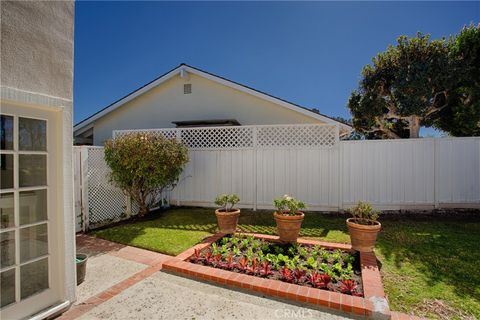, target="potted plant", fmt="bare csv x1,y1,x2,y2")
273,194,306,243
76,253,88,285
214,194,240,234
346,201,381,252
